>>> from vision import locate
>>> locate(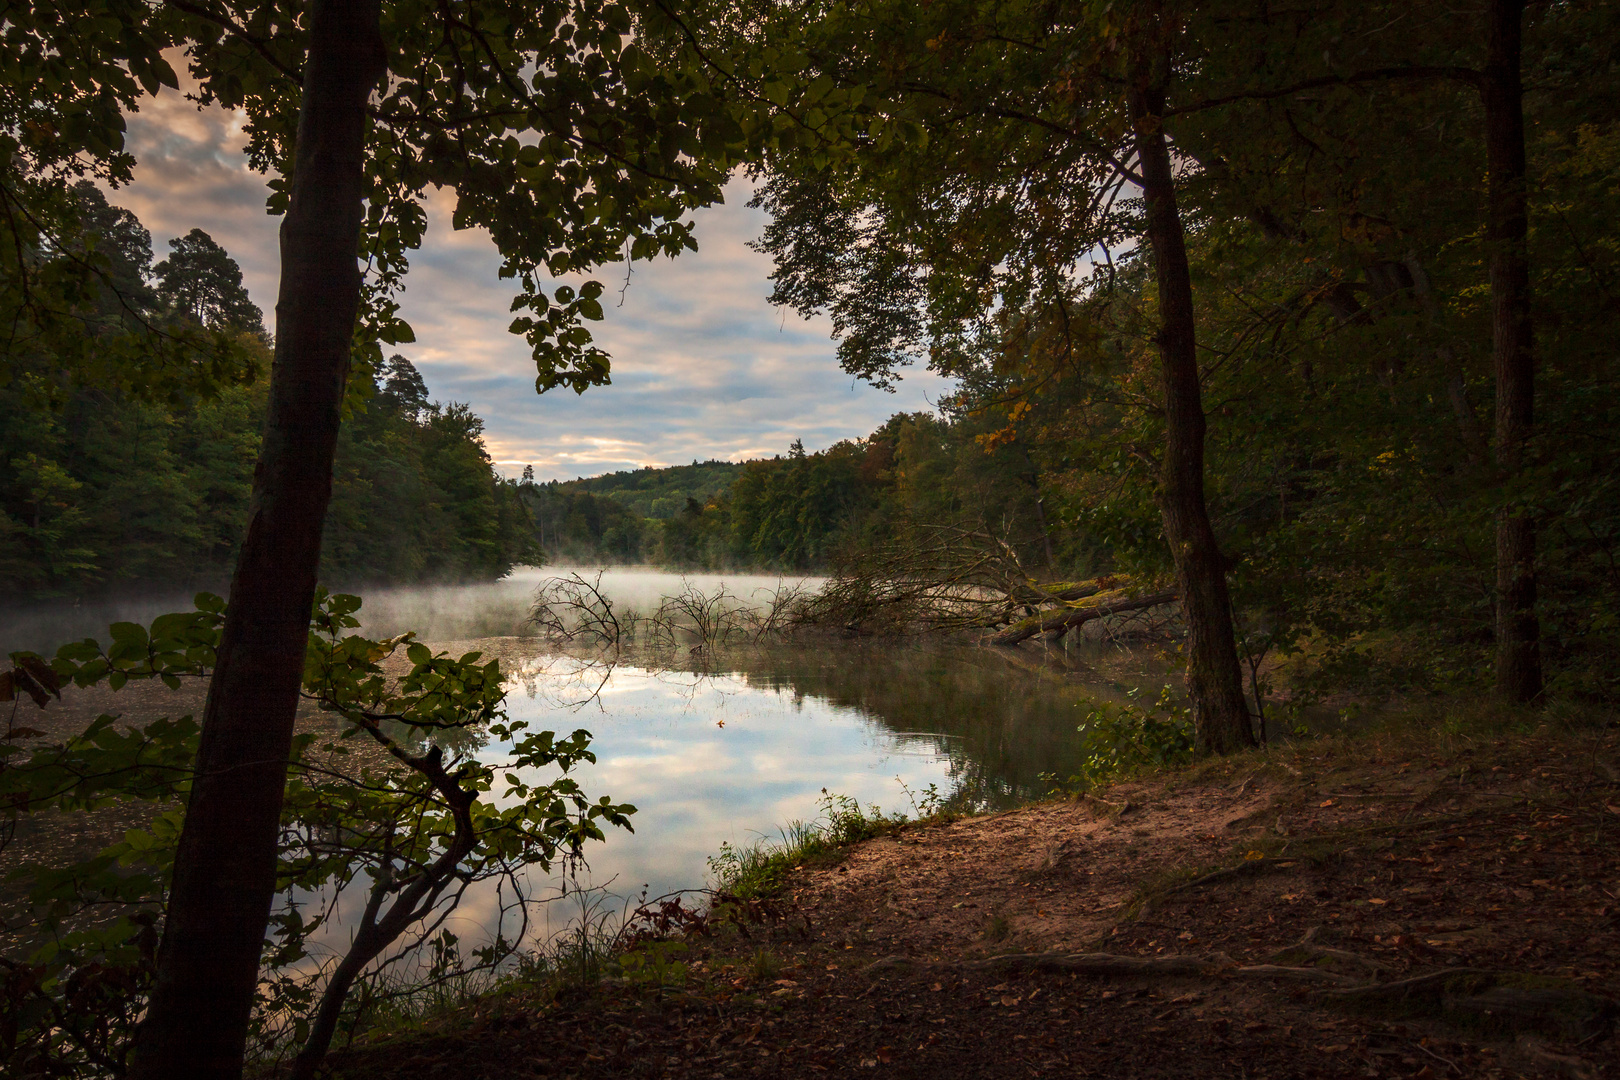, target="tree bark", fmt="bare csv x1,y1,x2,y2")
1483,0,1542,702
127,3,386,1077
1128,71,1257,756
